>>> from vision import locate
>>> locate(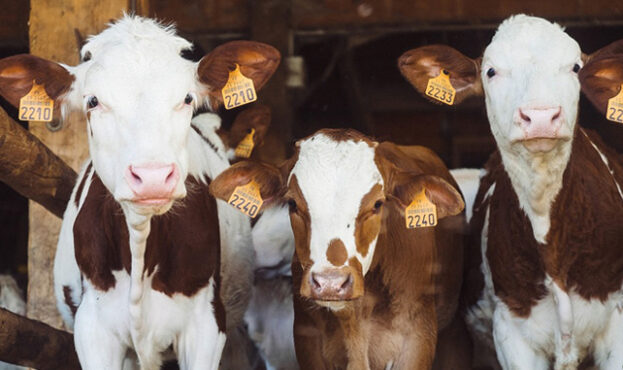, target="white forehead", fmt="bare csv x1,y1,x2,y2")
484,15,581,68
77,16,196,107
290,133,383,225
